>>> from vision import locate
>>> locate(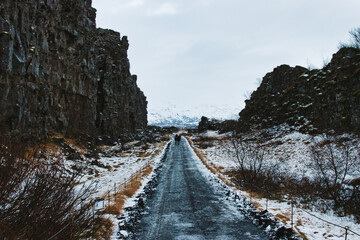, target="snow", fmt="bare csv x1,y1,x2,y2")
122,142,170,209
250,196,360,240
63,140,169,239
148,103,241,127
119,230,128,238
61,127,359,239
82,153,151,197
189,129,360,240
110,141,170,239
201,130,224,137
